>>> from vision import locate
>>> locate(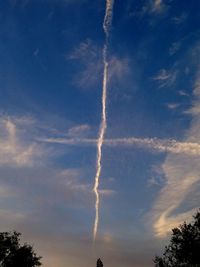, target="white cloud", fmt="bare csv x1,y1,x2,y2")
169,41,181,56
67,124,90,137
185,70,200,115
166,103,180,109
142,0,168,16
149,67,200,238
147,176,160,187
68,39,131,90
150,154,200,237
153,207,197,238
151,0,166,13
39,136,200,157
185,105,200,116
68,39,98,61
171,13,188,25
108,56,130,83
179,90,189,96
67,39,103,89
153,68,177,88
0,117,46,167
99,189,116,196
